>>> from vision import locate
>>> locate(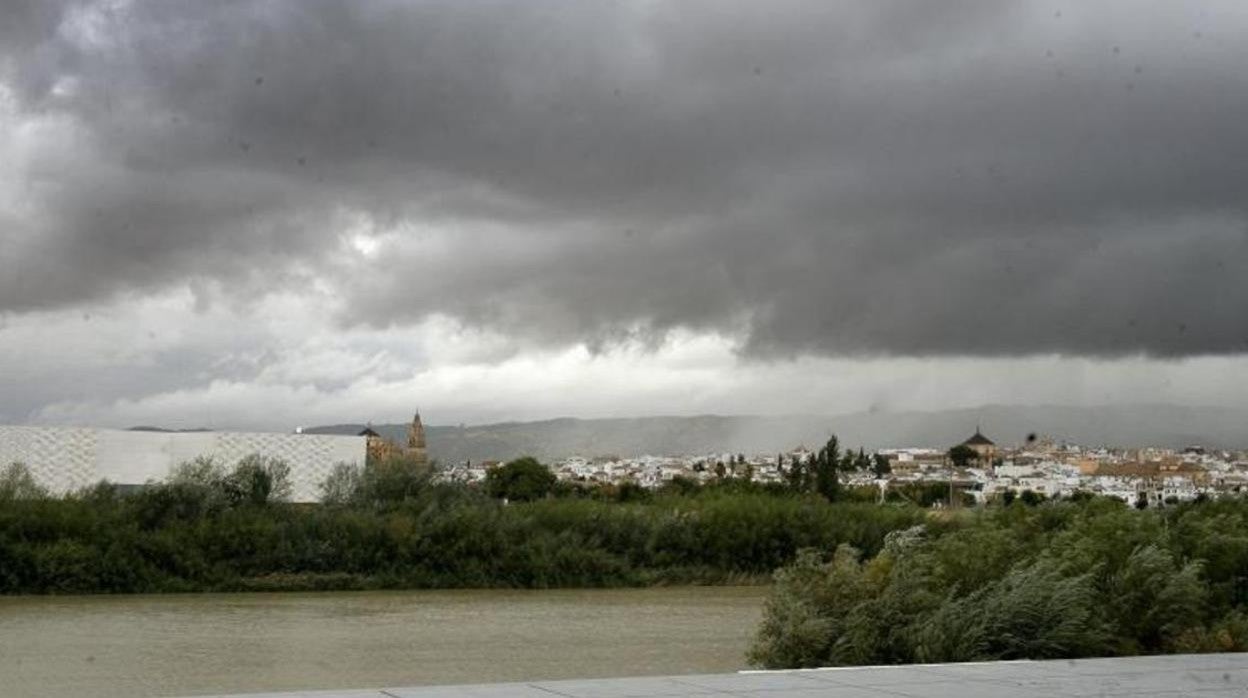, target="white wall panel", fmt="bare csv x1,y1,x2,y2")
0,426,98,493
0,426,364,502
94,429,184,485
